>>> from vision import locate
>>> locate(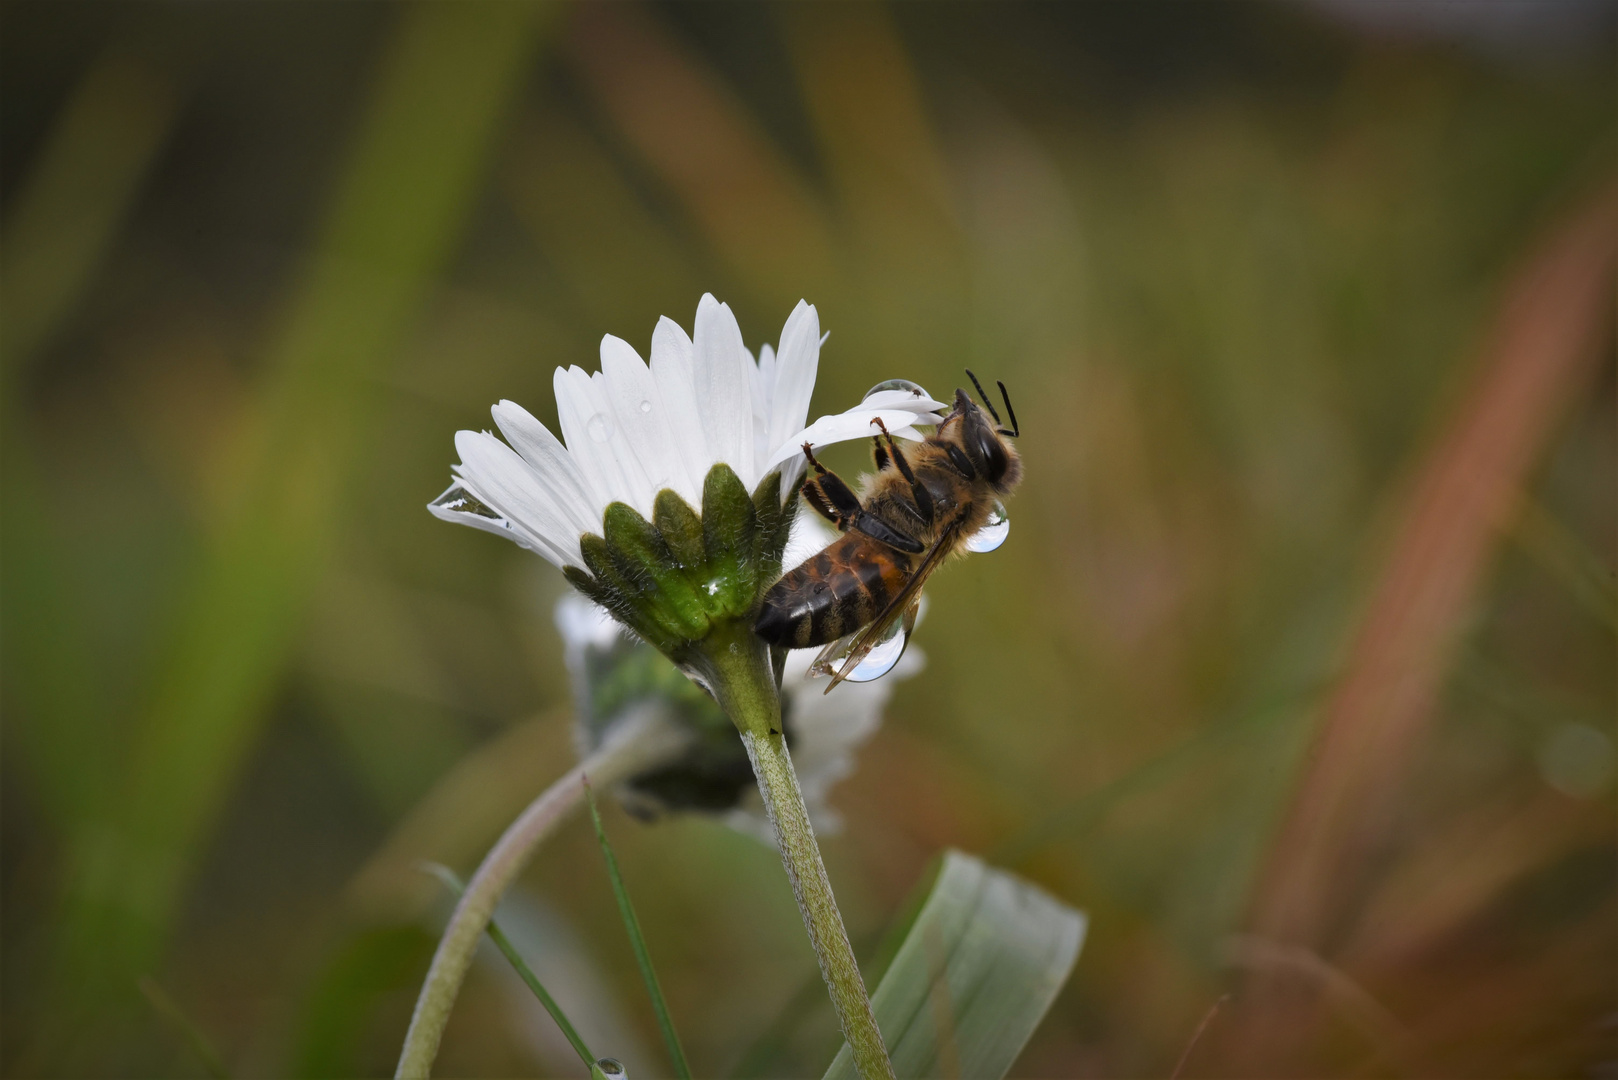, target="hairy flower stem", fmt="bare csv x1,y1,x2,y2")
701,629,895,1080
396,706,690,1079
